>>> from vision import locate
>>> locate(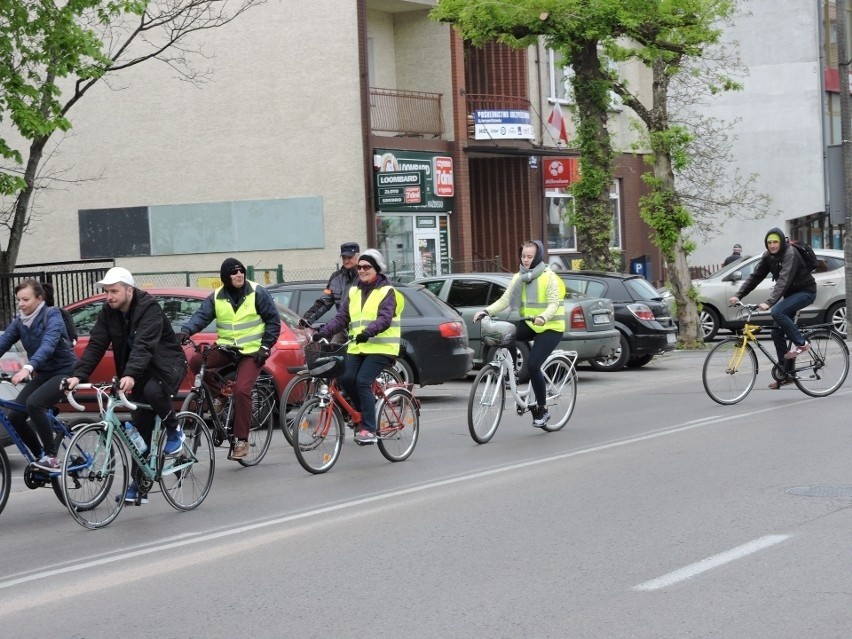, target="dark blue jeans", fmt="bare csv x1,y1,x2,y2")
770,290,817,366
340,353,392,433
